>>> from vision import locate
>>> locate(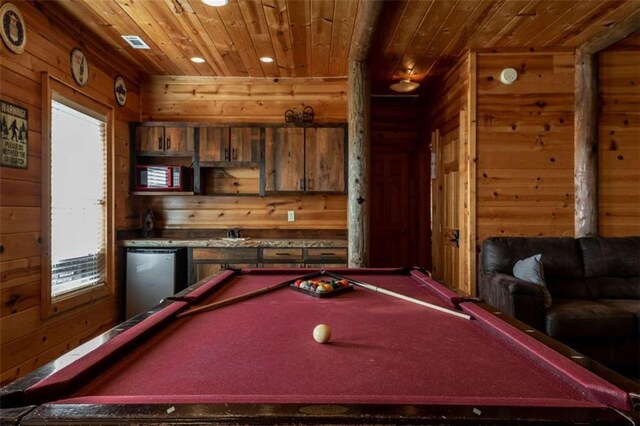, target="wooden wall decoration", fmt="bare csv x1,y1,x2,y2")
598,32,640,236
0,1,140,384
